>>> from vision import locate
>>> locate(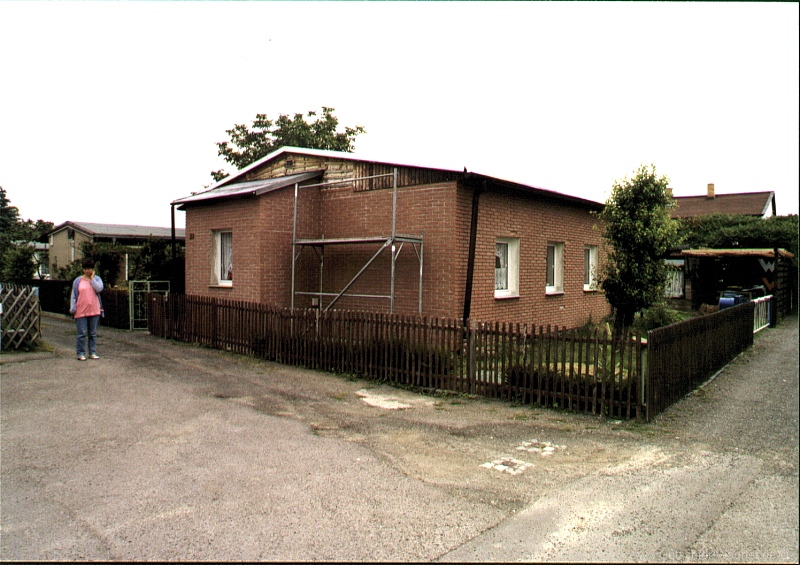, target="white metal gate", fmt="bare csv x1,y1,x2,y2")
129,280,170,330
